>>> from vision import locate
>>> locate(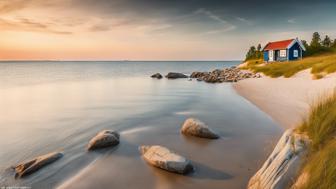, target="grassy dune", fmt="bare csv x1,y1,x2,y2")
296,92,336,189
241,53,336,78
